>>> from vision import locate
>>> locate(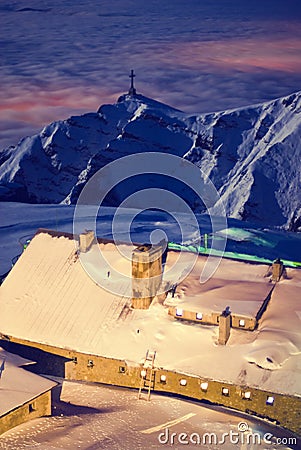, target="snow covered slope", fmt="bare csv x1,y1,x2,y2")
0,92,300,229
